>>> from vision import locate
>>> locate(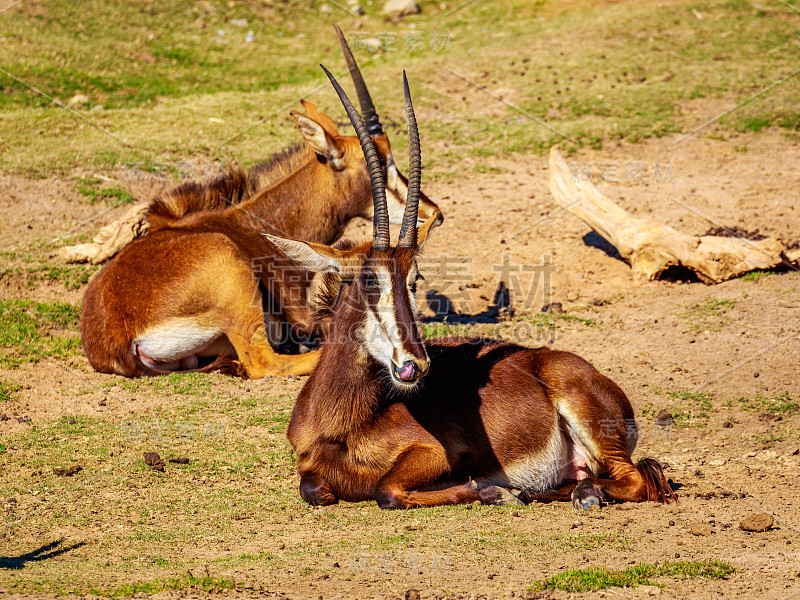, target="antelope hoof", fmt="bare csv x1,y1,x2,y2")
572,481,605,511
479,486,524,506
